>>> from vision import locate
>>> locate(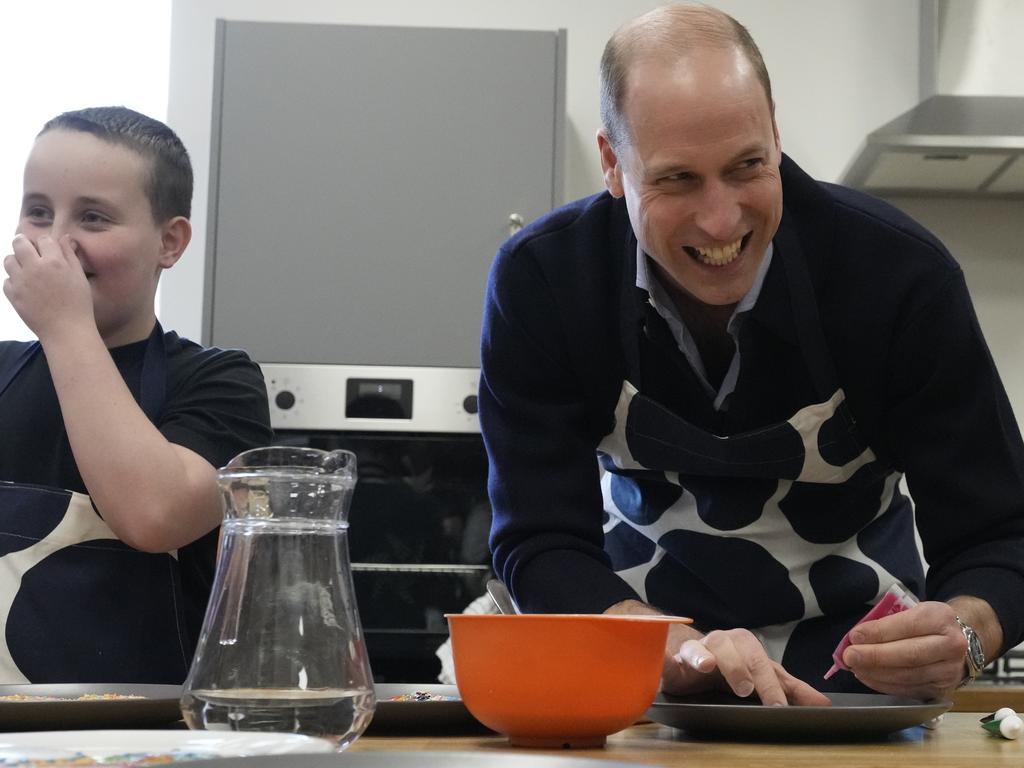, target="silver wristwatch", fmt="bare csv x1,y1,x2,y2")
956,616,986,687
